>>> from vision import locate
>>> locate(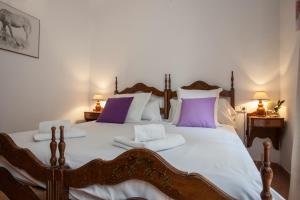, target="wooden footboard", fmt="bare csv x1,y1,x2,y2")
0,133,50,200
0,167,40,200
0,128,273,200
0,133,50,183
63,150,233,200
